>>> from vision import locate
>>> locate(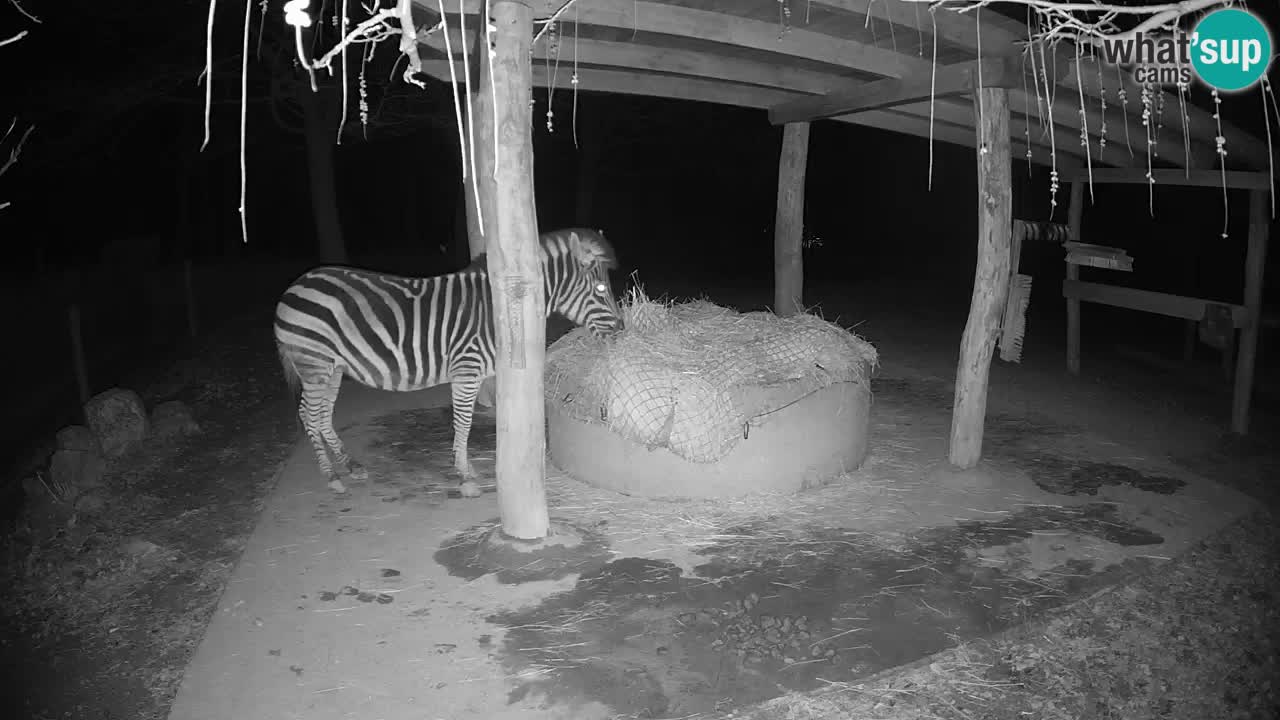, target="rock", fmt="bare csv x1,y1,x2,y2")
56,425,100,454
75,490,108,514
151,400,201,440
48,449,106,500
22,473,51,502
85,388,149,458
